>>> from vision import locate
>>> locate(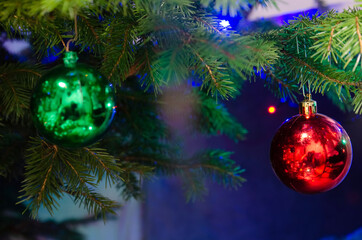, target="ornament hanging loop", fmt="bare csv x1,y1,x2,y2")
299,93,317,117
66,13,78,52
